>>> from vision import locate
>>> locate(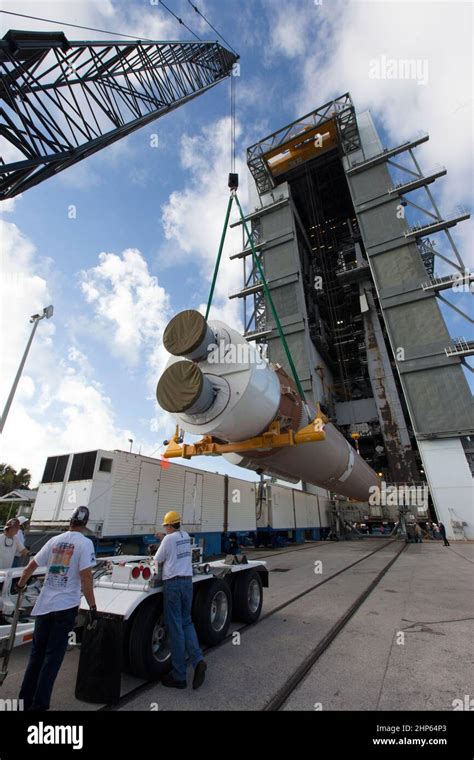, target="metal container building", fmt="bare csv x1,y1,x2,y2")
32,449,229,555
31,449,263,556
256,482,331,543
